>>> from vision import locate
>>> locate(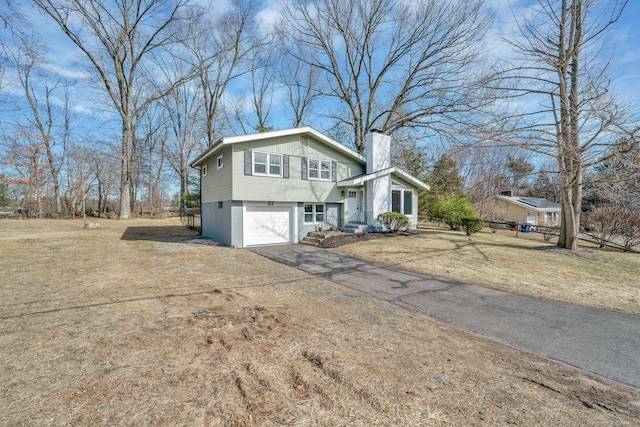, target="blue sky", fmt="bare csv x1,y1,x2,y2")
2,0,639,138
